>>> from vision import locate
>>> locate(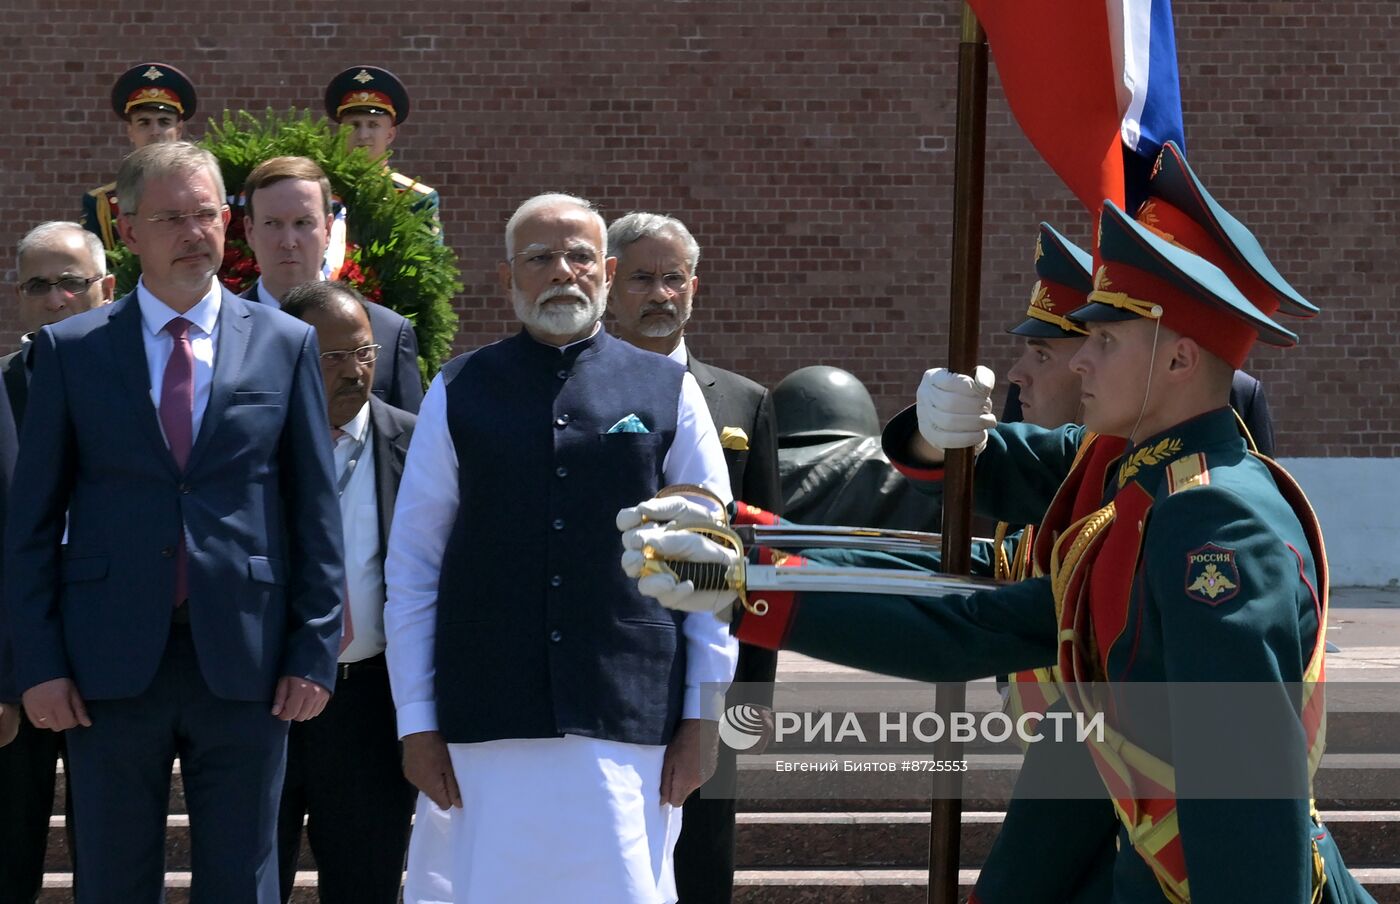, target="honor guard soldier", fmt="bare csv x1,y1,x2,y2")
324,66,440,230
623,199,1379,903
80,63,197,251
